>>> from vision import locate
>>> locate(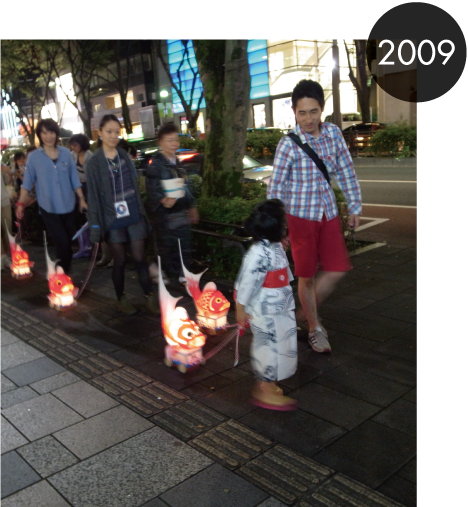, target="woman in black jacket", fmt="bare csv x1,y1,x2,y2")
86,114,158,315
145,123,198,284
